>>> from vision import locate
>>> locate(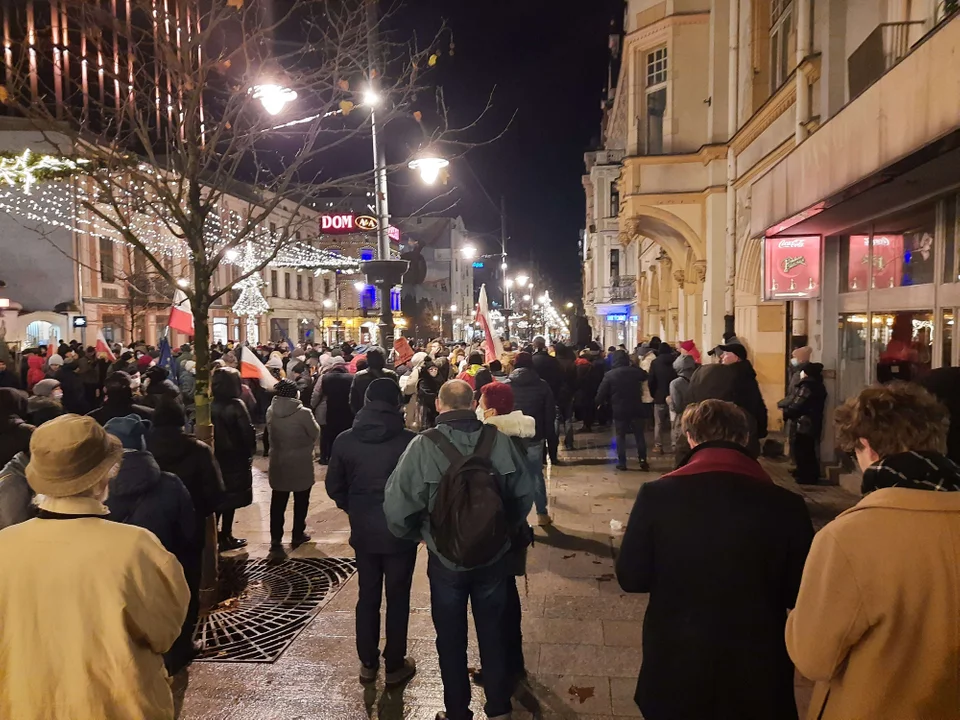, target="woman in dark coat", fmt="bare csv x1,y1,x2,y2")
416,359,443,430
617,399,813,720
325,378,418,684
211,367,256,550
0,388,33,469
313,358,353,463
